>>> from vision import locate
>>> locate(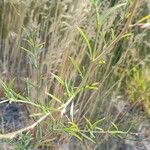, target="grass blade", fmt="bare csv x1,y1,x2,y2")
77,27,93,59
